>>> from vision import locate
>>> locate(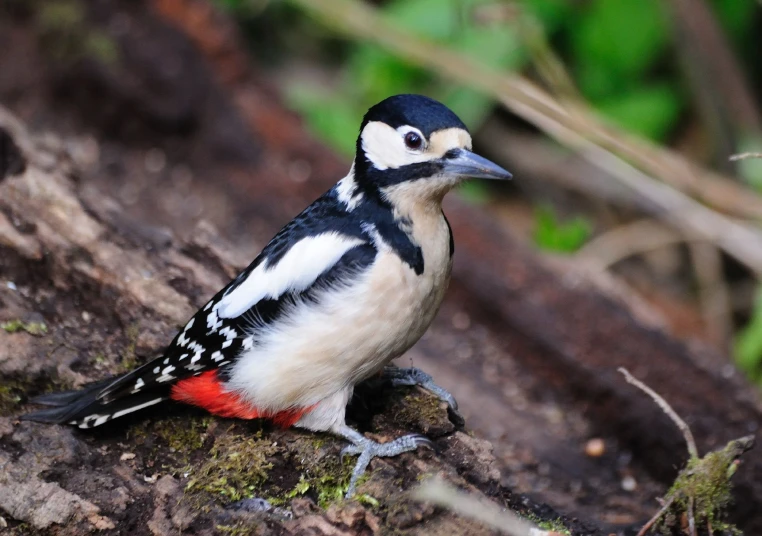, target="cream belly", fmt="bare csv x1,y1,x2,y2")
224,214,453,415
